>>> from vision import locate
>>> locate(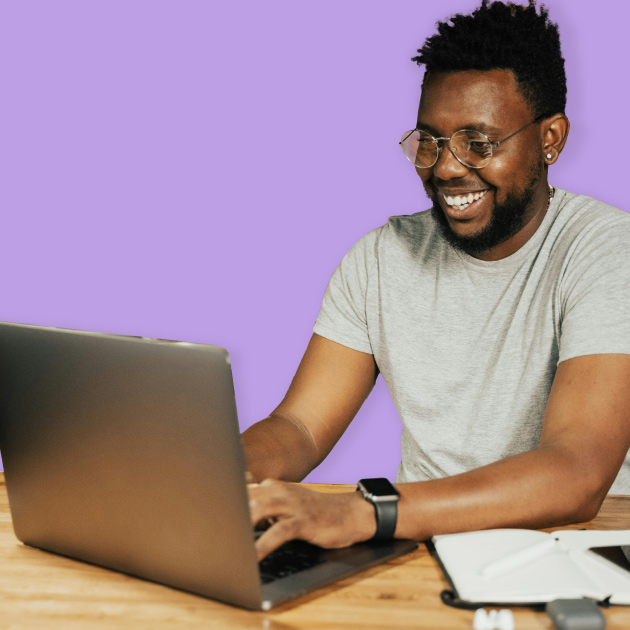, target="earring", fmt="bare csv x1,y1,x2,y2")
546,153,552,159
